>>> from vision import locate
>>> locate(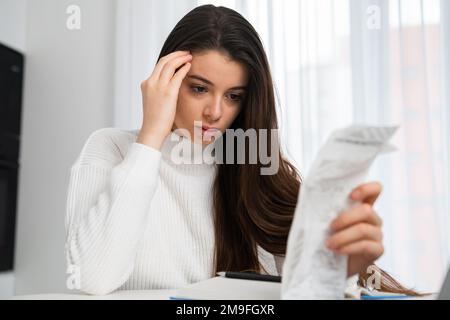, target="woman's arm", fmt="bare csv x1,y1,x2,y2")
65,128,162,295
66,51,192,295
